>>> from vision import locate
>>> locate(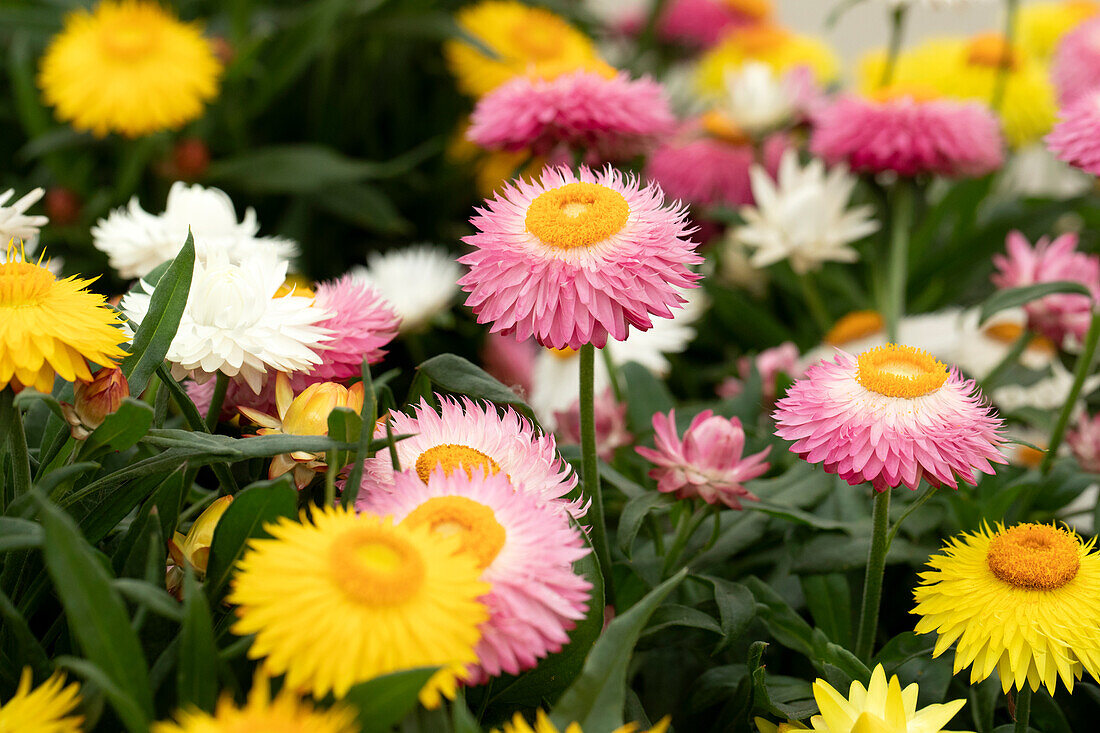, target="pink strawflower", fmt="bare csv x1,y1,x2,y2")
773,345,1006,492
459,165,702,350
481,332,536,399
717,341,801,402
467,70,675,160
991,231,1100,345
1047,90,1100,175
636,409,770,508
1052,17,1100,106
810,94,1004,178
361,469,592,684
307,275,400,381
553,388,633,461
1067,412,1100,472
645,127,786,209
658,0,770,48
350,394,583,516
